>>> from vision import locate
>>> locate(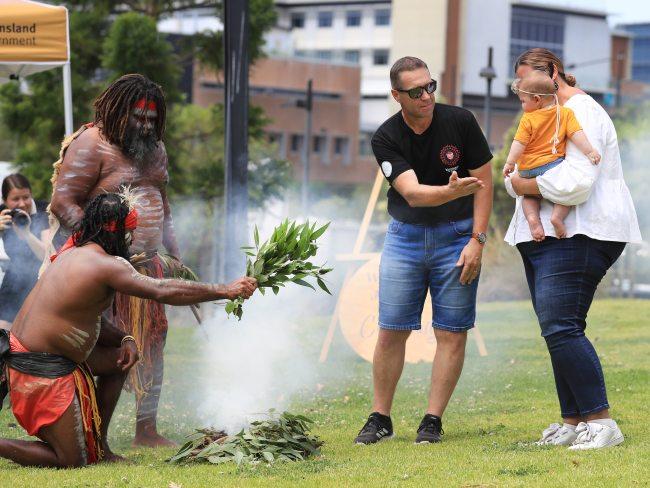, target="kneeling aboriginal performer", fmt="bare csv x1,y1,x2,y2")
0,193,257,467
